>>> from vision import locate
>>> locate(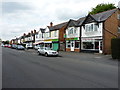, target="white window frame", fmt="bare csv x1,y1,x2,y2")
118,27,120,33
117,14,120,20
